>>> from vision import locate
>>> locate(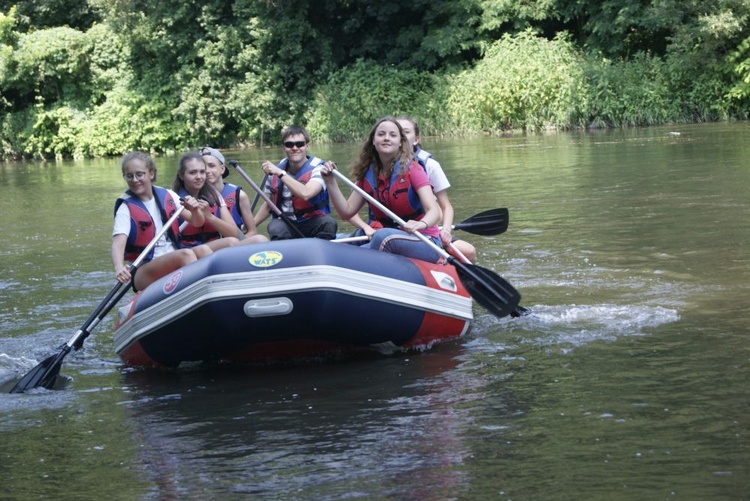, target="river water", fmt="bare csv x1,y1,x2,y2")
1,123,749,499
